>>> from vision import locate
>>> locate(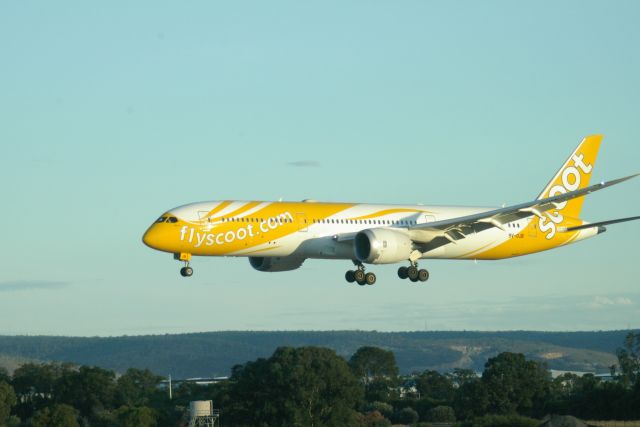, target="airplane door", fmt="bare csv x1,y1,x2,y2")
198,211,210,223
423,214,436,224
528,219,538,238
296,213,308,232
